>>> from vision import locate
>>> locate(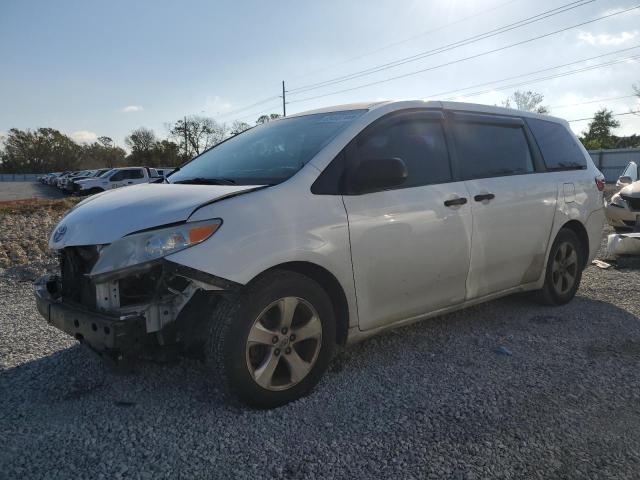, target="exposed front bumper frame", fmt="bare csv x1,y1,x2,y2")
35,276,151,355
